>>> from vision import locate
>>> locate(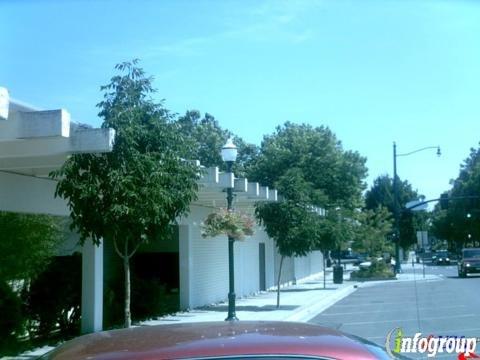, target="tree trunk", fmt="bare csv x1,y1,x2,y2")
323,251,326,289
276,255,284,308
113,237,141,329
123,253,131,328
120,239,132,328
